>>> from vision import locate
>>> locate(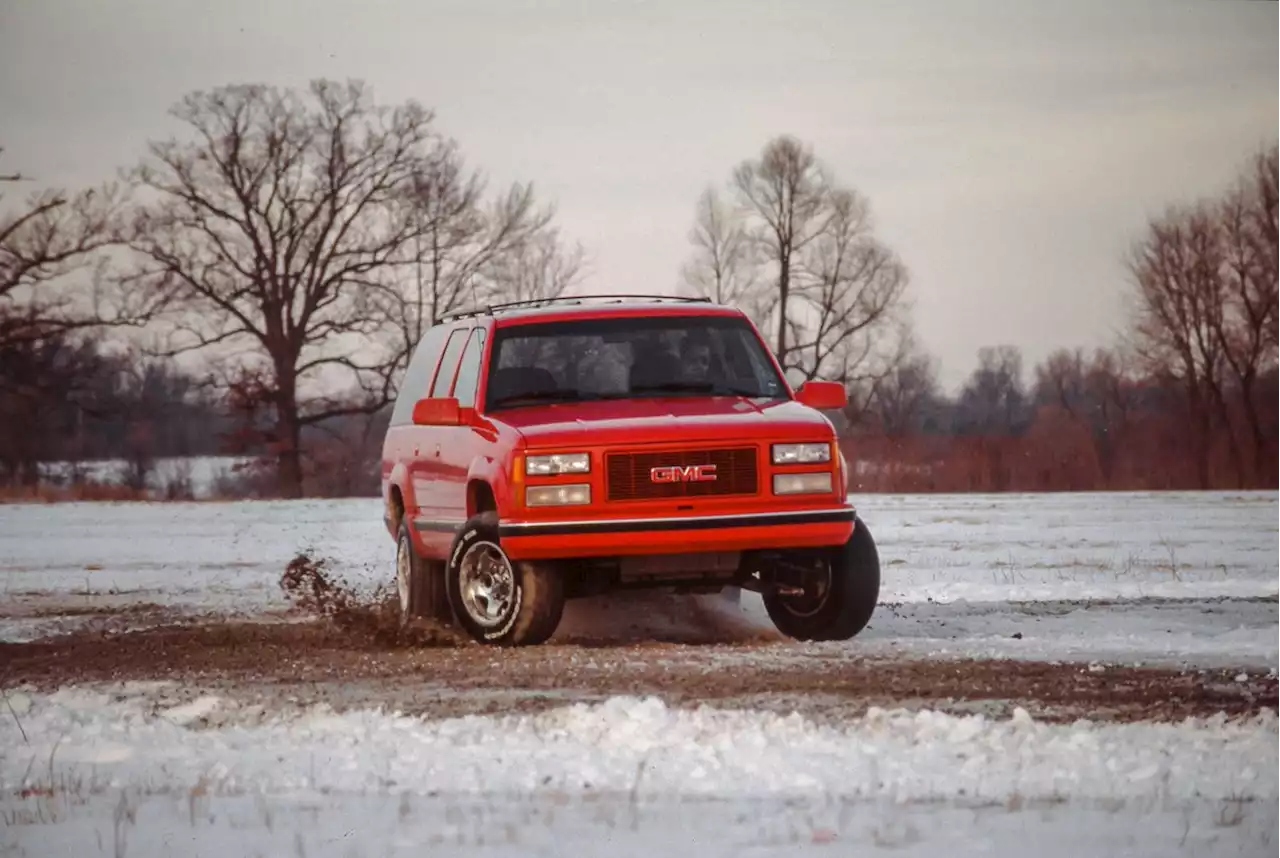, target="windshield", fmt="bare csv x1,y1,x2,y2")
484,314,788,411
